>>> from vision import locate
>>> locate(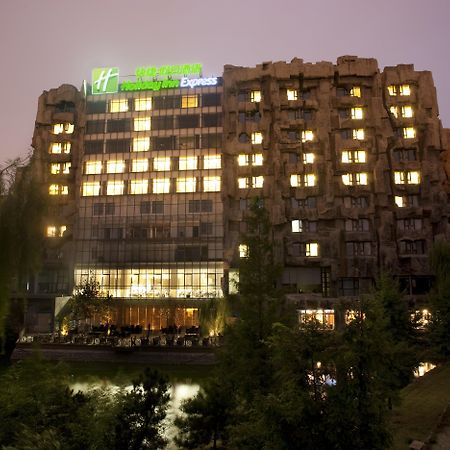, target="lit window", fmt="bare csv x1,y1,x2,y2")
399,84,411,96
350,86,361,98
106,160,125,174
250,90,261,102
287,89,298,101
52,123,74,134
132,137,151,152
304,174,316,186
203,155,221,169
46,225,66,237
134,98,152,111
290,174,300,187
153,157,171,171
176,177,197,193
342,173,368,186
353,129,365,140
390,106,399,118
85,161,102,175
134,117,151,131
403,127,416,139
251,132,263,145
299,309,334,328
341,150,366,163
50,163,60,174
302,130,314,142
179,156,198,170
181,95,199,108
109,99,129,113
401,106,414,118
306,243,319,257
49,142,71,154
303,153,315,164
395,196,404,207
49,184,68,195
130,180,149,195
238,155,249,166
292,220,302,233
82,182,101,196
387,85,397,96
239,244,249,258
62,162,71,174
106,181,124,196
394,171,405,184
153,178,170,194
253,176,264,188
131,159,149,173
351,107,363,120
252,154,263,166
203,176,221,192
408,171,420,184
